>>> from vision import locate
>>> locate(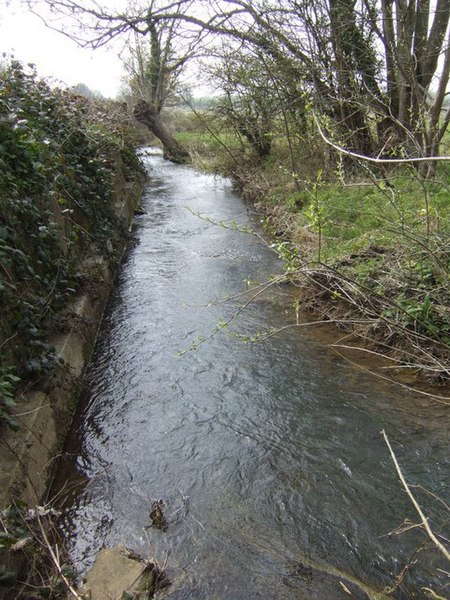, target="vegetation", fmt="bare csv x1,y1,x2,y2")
4,2,448,597
0,501,76,598
175,114,450,384
0,59,143,430
18,0,449,374
26,1,450,164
